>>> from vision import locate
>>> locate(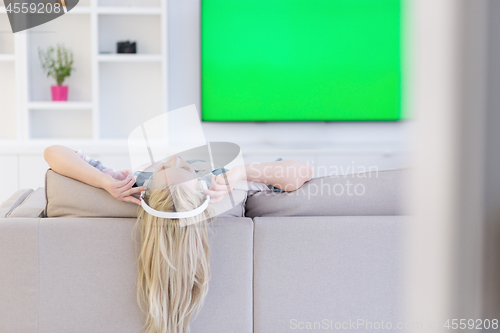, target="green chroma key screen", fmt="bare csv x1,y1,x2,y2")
201,0,401,121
